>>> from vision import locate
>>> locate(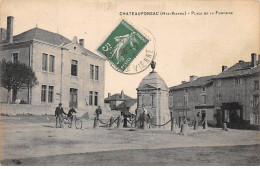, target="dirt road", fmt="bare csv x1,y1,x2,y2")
2,144,260,166
1,115,260,165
